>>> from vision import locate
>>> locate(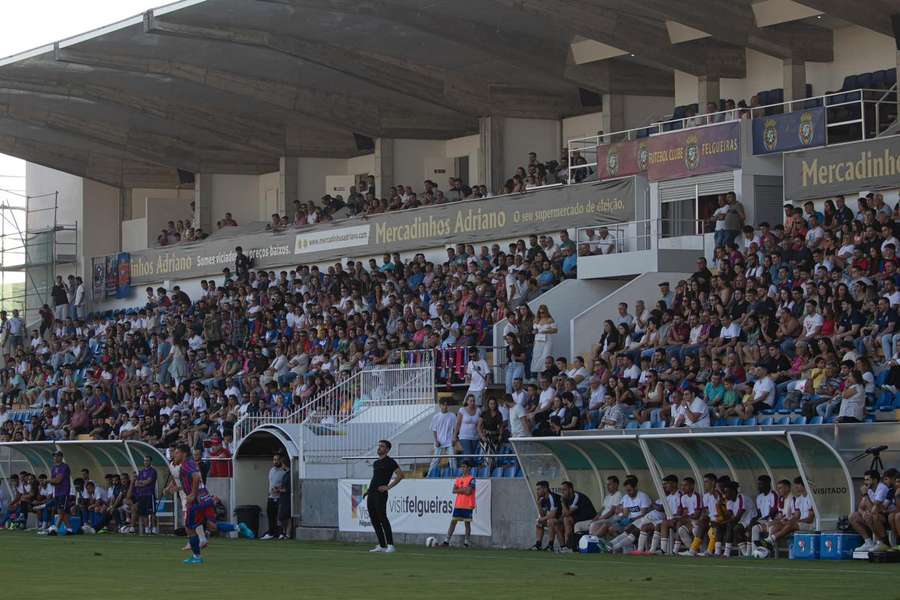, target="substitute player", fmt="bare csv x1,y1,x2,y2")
764,476,814,547
441,459,476,547
132,455,158,535
363,439,403,554
174,443,216,564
